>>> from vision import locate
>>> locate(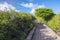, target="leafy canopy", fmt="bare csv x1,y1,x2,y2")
35,8,54,21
